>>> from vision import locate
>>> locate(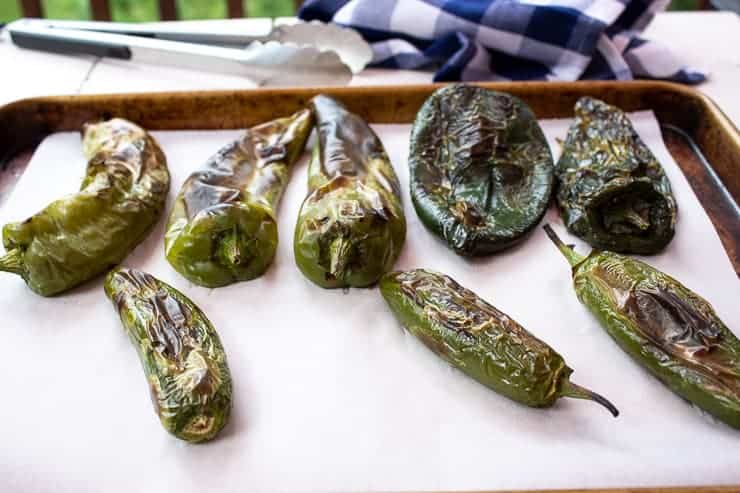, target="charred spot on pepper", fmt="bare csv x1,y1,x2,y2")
623,286,722,356
255,141,287,162
450,200,485,228
149,290,192,360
